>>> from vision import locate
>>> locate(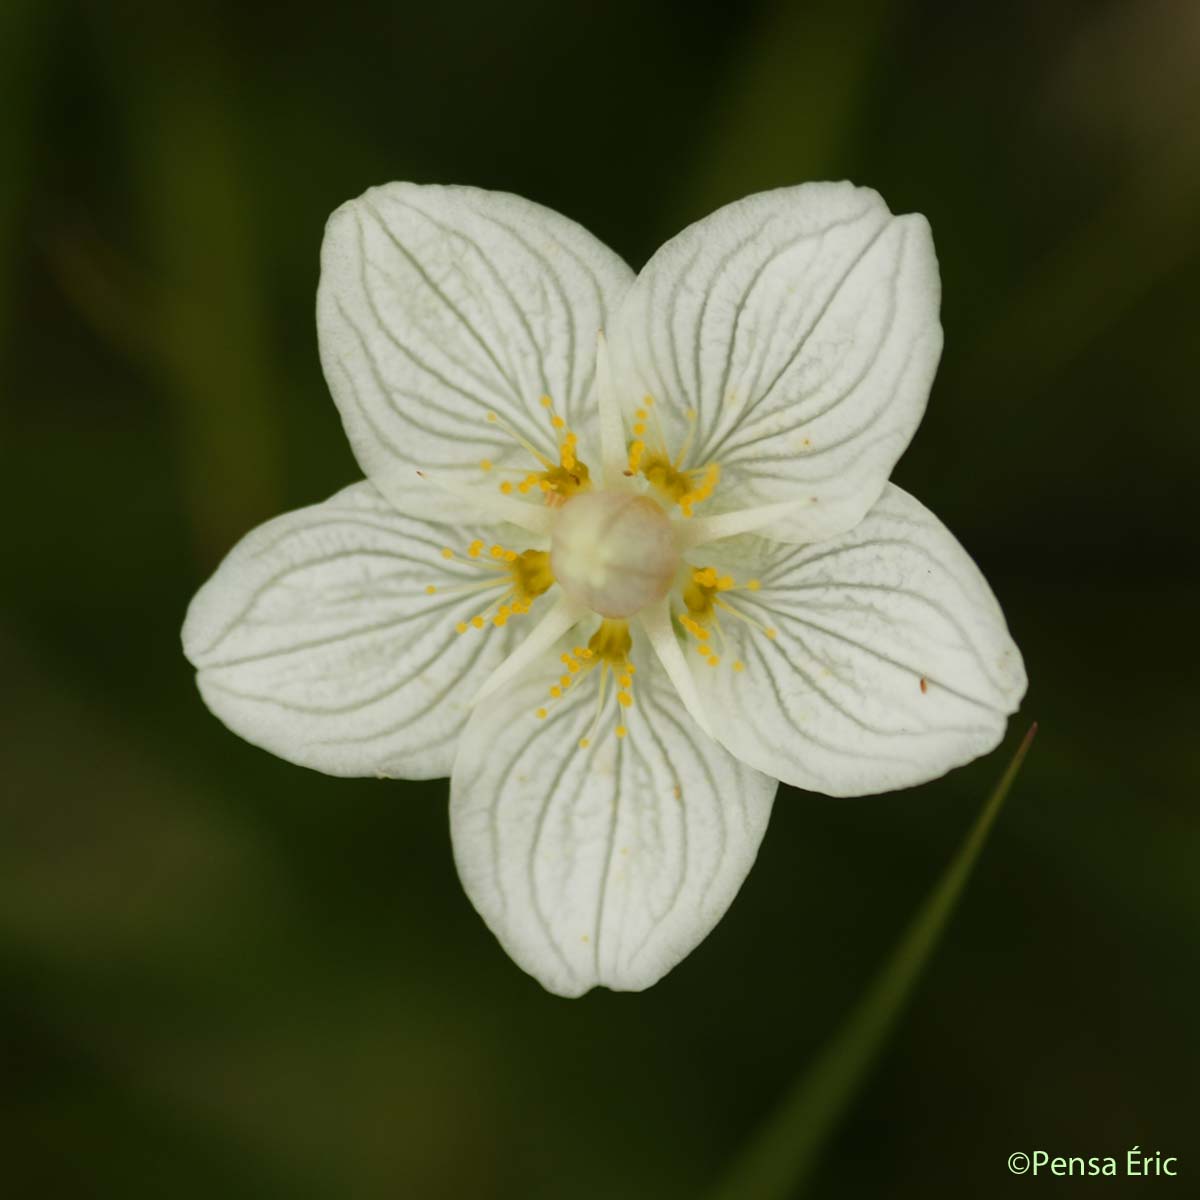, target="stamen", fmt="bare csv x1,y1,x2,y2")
579,663,610,749
677,564,775,664
433,539,556,636
485,396,593,504
714,595,777,639
485,410,555,469
530,618,637,742
673,408,698,469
